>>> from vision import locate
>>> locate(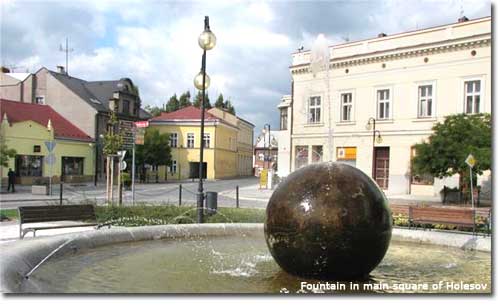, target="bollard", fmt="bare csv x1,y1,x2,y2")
119,184,123,206
179,184,182,206
59,182,63,205
236,185,239,208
